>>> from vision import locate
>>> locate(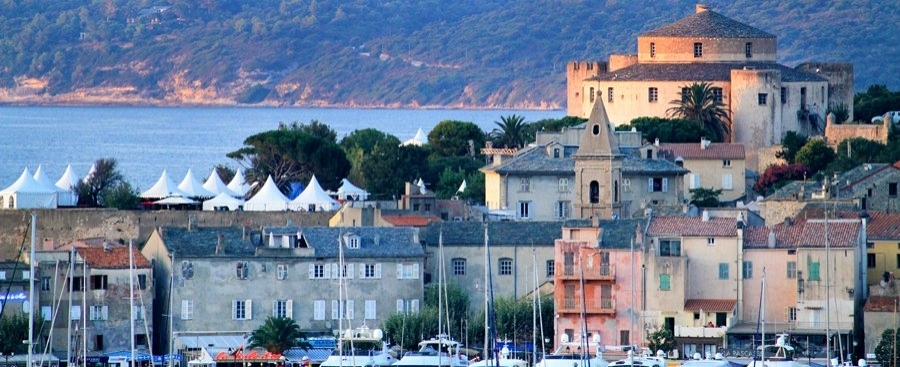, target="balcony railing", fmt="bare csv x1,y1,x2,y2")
559,298,615,314
674,325,728,338
558,262,615,280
